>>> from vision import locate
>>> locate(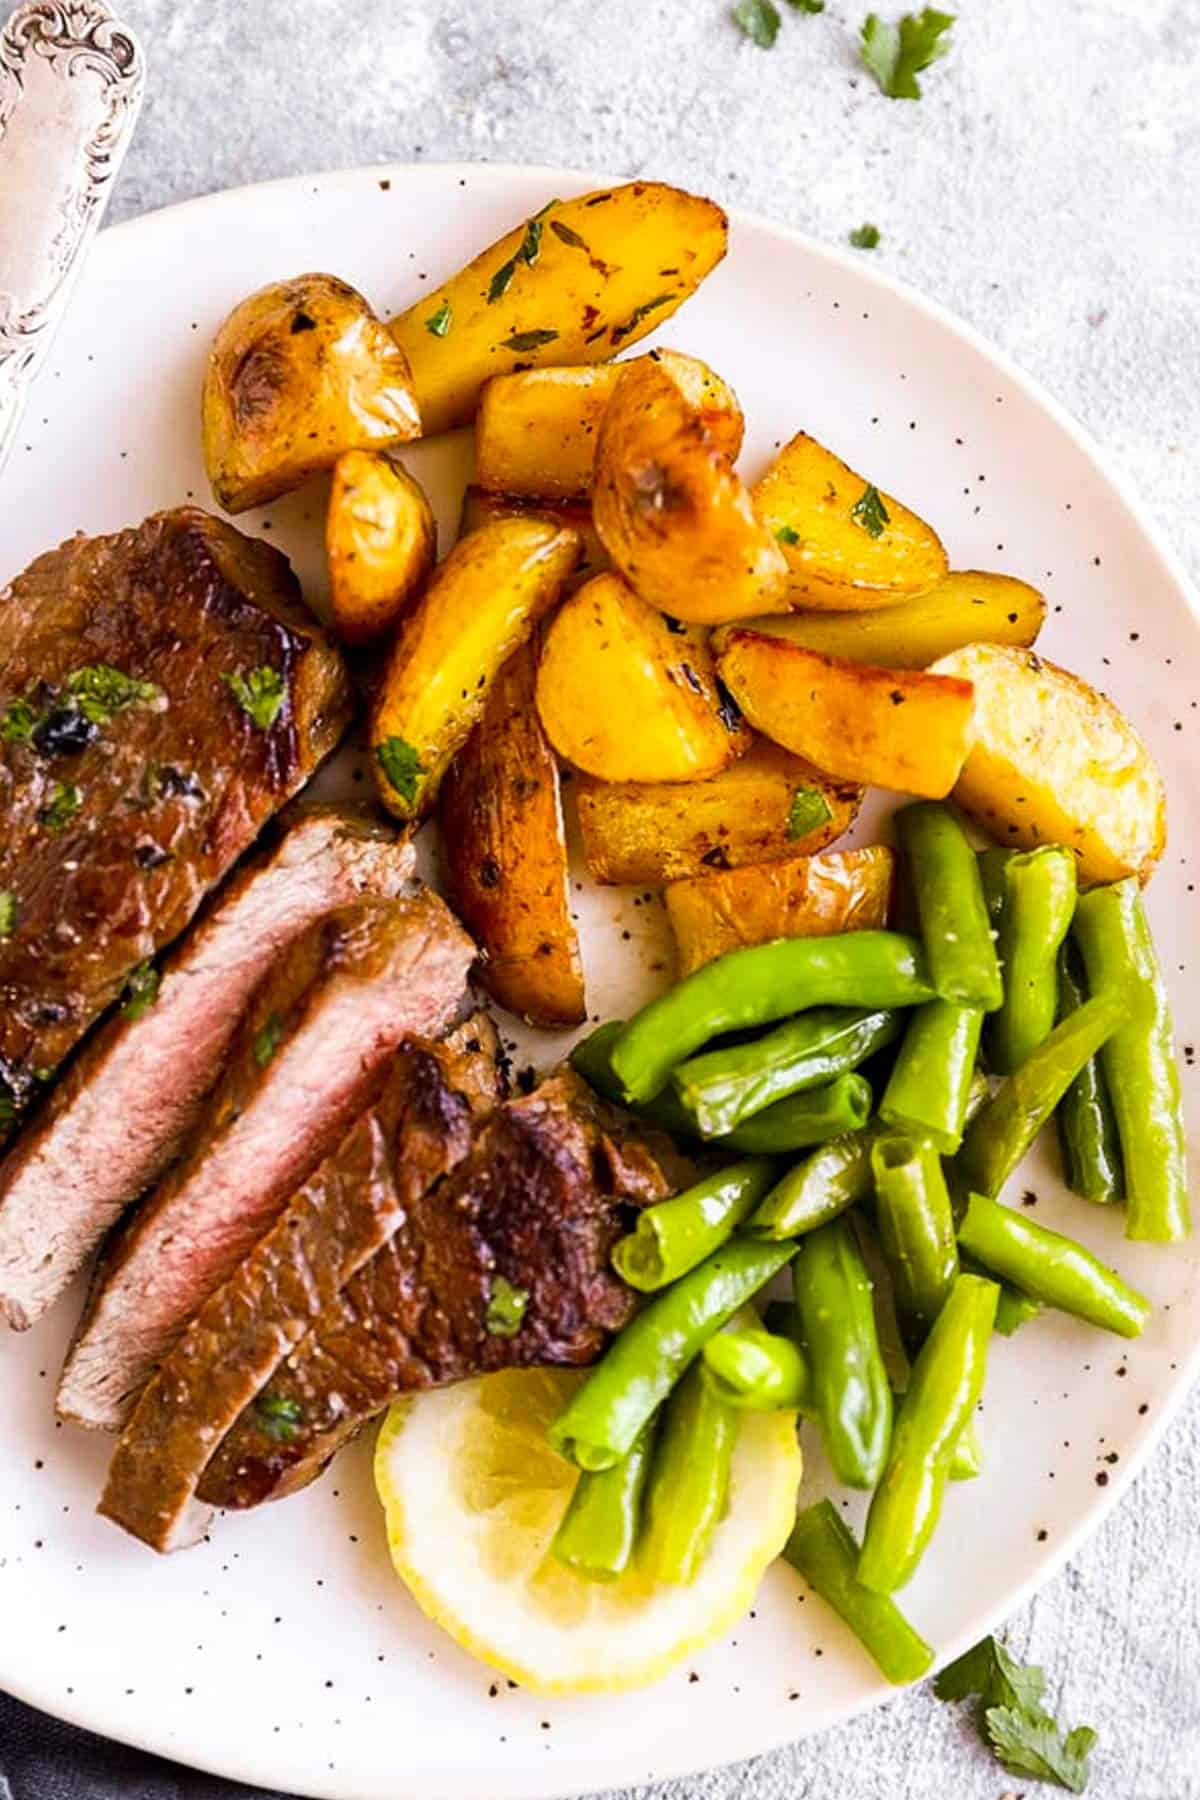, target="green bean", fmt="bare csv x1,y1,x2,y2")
640,1363,737,1585
1073,881,1189,1243
612,1159,779,1292
550,1421,655,1580
897,803,1003,1010
610,932,934,1103
672,1007,898,1138
792,1216,893,1488
549,1239,795,1470
879,1000,984,1153
949,1412,982,1480
858,1273,998,1593
701,1329,810,1411
783,1500,934,1685
957,1191,1150,1338
978,848,1013,925
1055,942,1124,1205
747,1123,882,1240
955,991,1124,1200
702,1071,874,1153
988,848,1077,1075
871,1134,959,1354
960,1252,1042,1335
